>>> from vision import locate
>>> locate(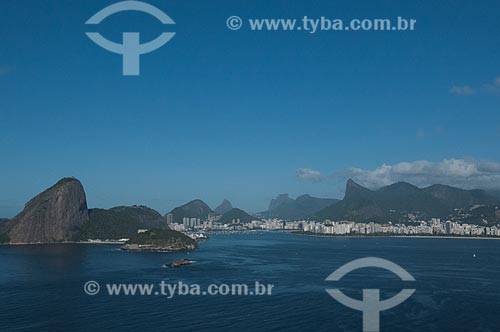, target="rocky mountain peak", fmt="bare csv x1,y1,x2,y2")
214,199,233,215
6,178,89,243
